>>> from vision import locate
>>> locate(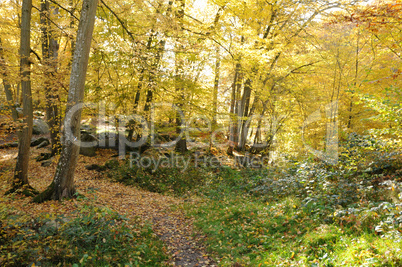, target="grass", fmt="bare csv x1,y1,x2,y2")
103,142,402,266
181,162,402,266
187,192,402,266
